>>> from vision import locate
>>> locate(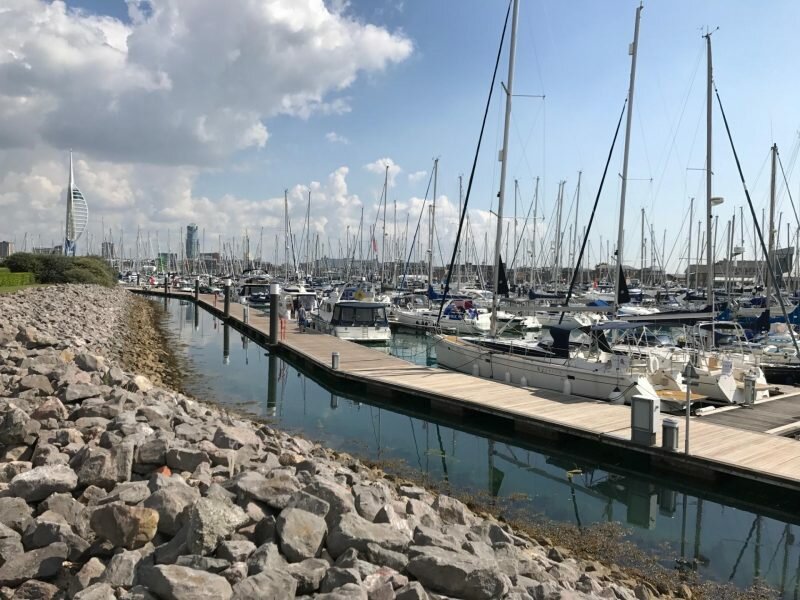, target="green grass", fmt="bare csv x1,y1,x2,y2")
0,271,35,287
